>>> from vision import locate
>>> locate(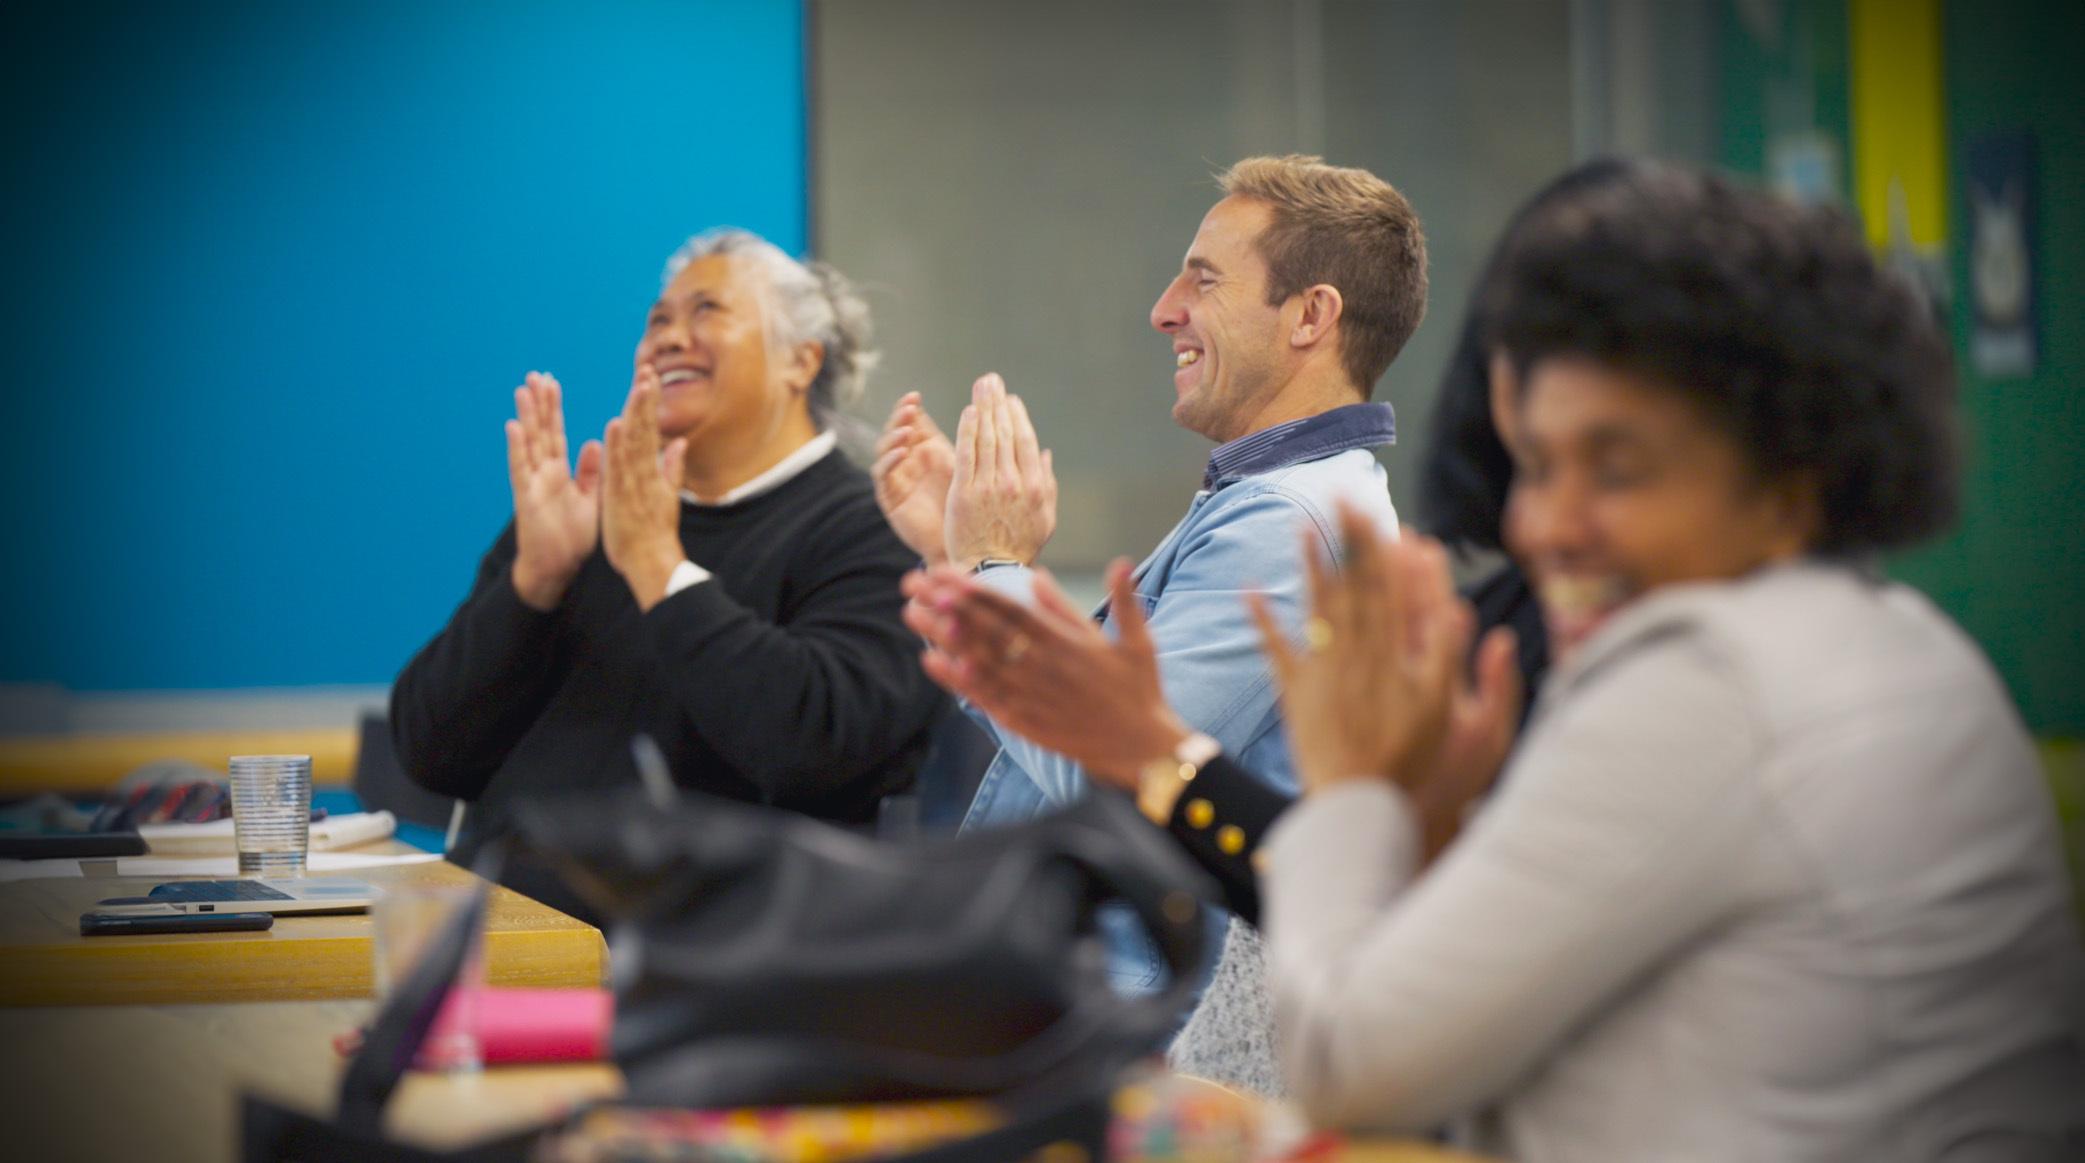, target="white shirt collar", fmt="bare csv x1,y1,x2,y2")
678,430,837,508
